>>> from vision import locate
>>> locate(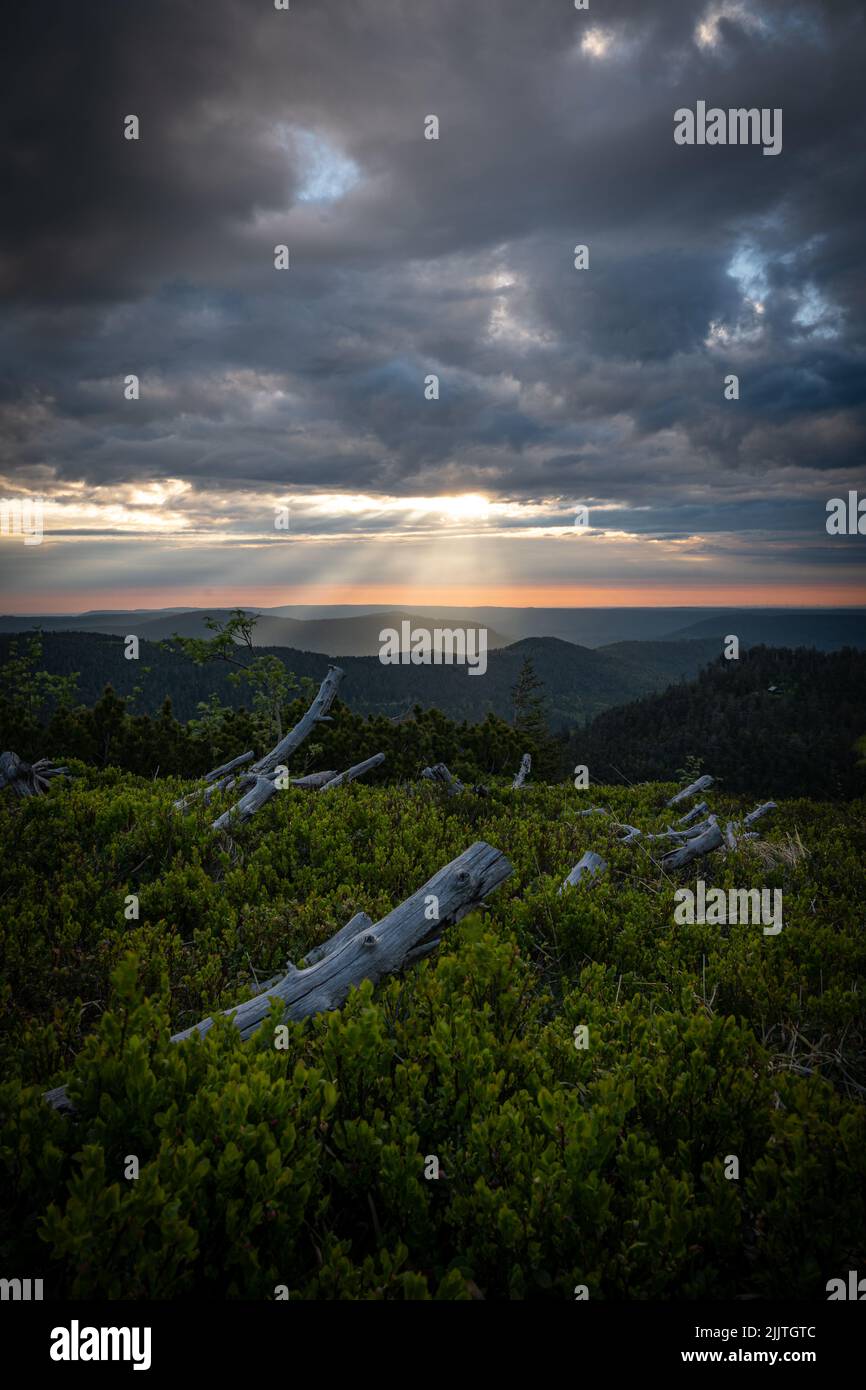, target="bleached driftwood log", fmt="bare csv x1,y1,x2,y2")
302,911,373,967
722,800,777,851
666,775,714,807
289,770,338,790
677,800,708,826
512,753,531,789
577,806,608,817
212,775,278,832
680,817,716,839
44,841,513,1113
616,823,644,845
559,850,607,894
661,818,723,869
251,665,344,776
421,763,465,795
204,751,255,783
618,818,713,845
320,753,385,792
0,751,69,797
173,751,256,811
206,666,346,827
